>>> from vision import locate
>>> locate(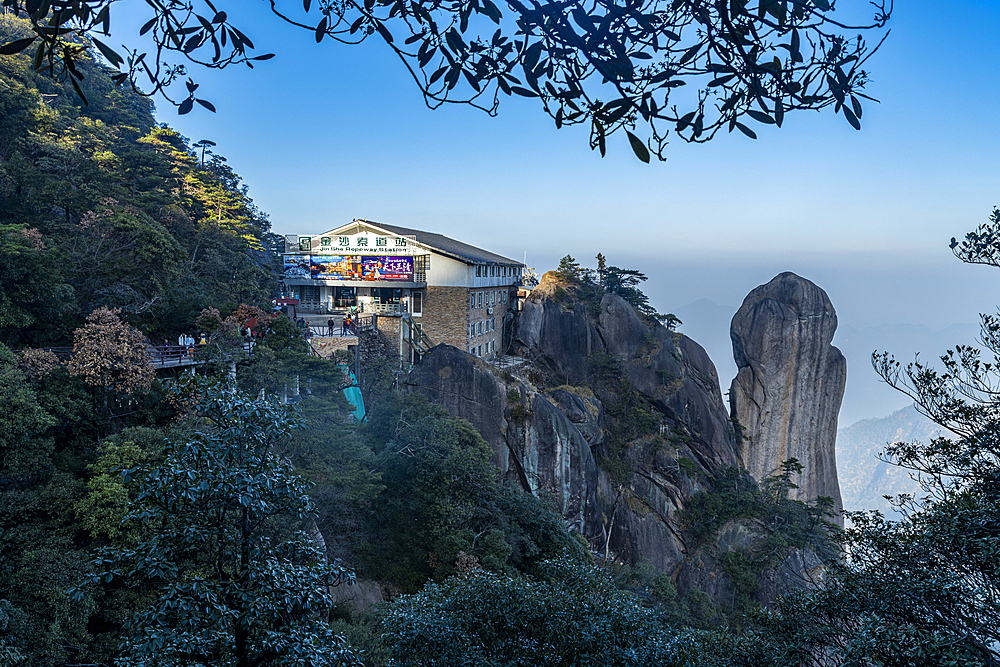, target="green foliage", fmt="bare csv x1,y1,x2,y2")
357,394,588,590
555,254,584,281
0,20,276,345
684,461,836,555
0,224,75,346
382,556,781,666
360,394,508,588
382,557,674,667
0,344,99,666
497,488,589,576
75,427,165,541
80,381,363,666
